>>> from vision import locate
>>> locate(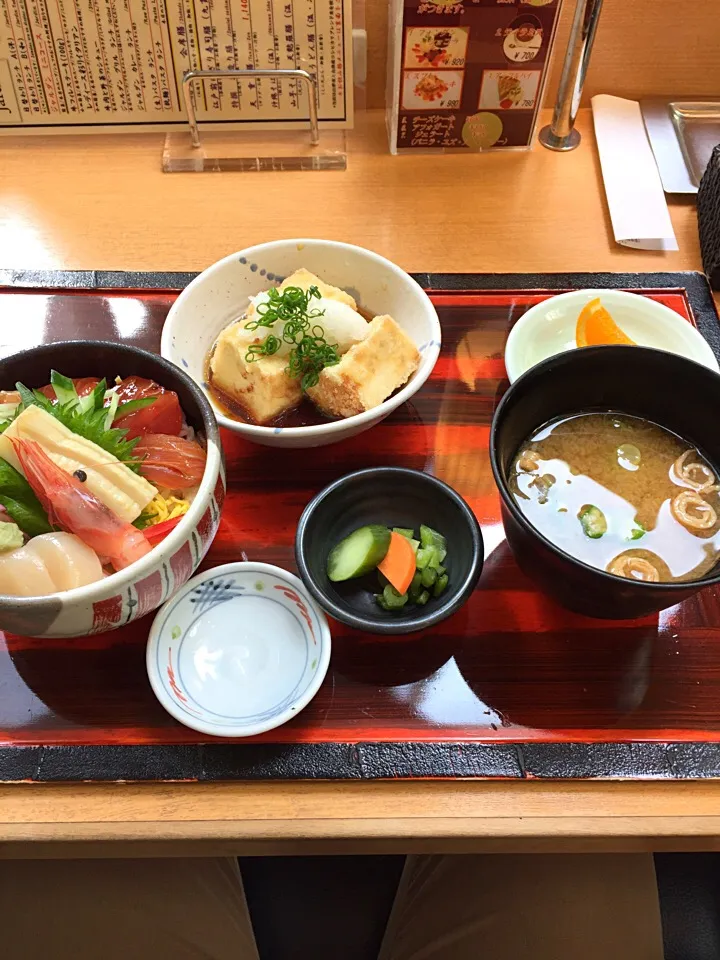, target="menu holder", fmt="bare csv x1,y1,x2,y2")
163,69,347,172
386,0,564,154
